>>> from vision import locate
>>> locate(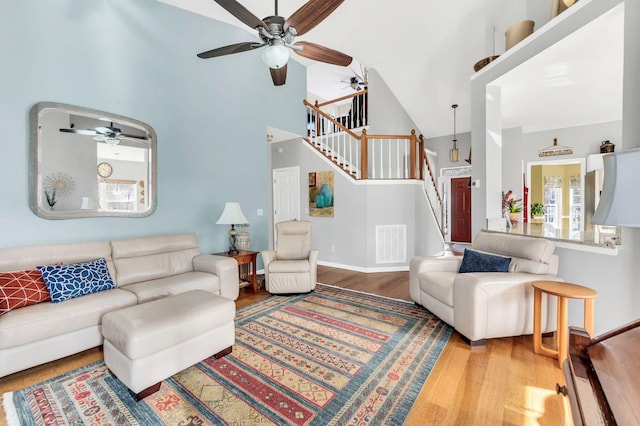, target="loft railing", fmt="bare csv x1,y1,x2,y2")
305,100,419,180
304,96,444,235
313,89,368,130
